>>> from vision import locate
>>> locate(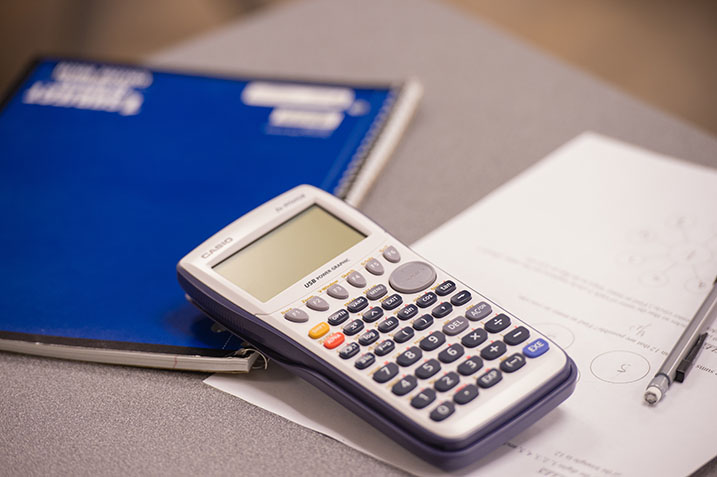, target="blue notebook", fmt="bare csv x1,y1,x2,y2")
0,58,421,371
